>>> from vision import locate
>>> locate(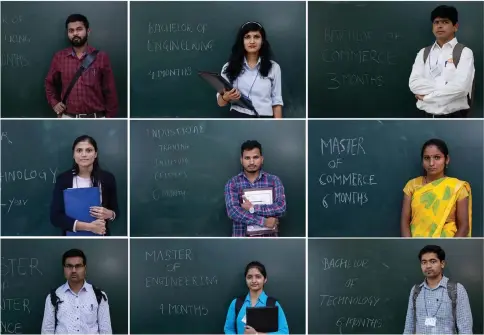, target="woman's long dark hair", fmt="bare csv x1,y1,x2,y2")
224,22,274,83
71,135,104,198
